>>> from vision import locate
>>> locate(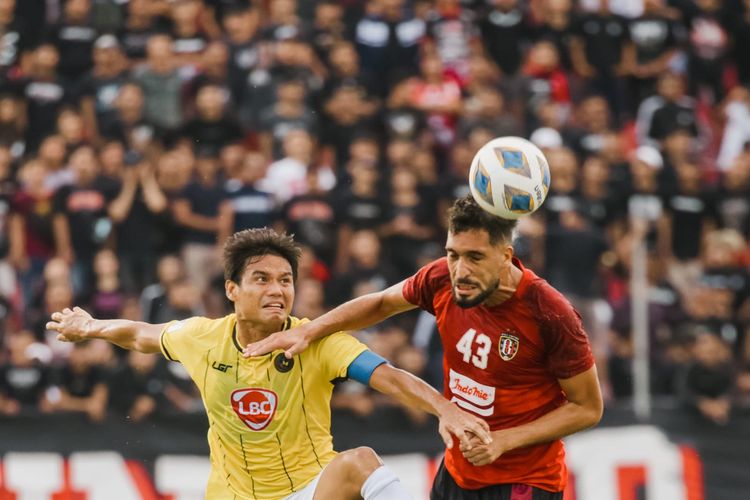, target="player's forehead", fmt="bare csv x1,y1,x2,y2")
445,228,495,252
241,254,293,279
